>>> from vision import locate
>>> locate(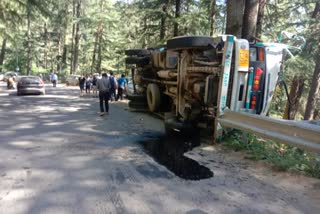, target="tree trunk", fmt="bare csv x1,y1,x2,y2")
160,1,168,40
209,0,216,36
313,108,319,120
96,38,102,74
283,75,305,120
312,1,320,18
57,35,62,73
62,46,67,65
304,60,320,120
0,38,7,73
62,0,70,72
174,0,181,37
91,31,99,74
50,43,54,72
73,0,81,74
27,7,32,75
142,17,147,48
44,23,48,70
256,0,267,39
226,0,245,37
304,2,320,120
242,0,259,41
57,16,63,74
70,0,76,74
